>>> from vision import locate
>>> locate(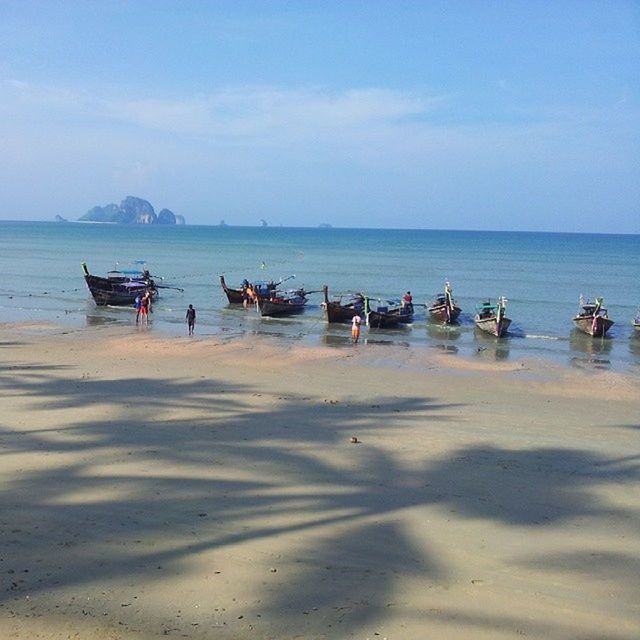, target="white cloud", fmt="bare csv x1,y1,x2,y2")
100,86,442,138
1,78,444,137
8,78,30,89
0,77,637,230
